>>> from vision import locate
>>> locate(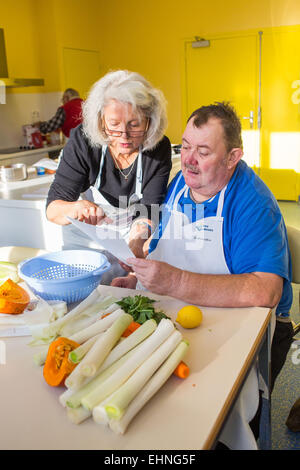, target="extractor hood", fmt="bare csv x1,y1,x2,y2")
0,29,44,88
